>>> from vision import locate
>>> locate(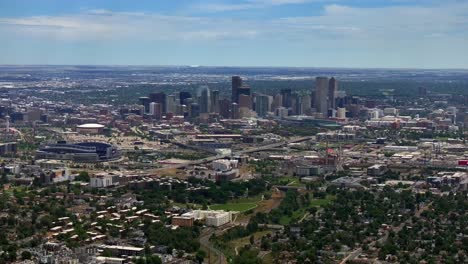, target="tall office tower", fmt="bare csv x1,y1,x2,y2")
190,103,200,118
176,105,185,116
310,91,316,108
290,93,300,115
149,102,156,115
336,90,347,108
149,102,162,120
219,99,231,119
211,90,220,113
166,94,177,114
281,89,292,108
237,85,251,103
231,103,240,119
238,94,252,109
198,86,211,114
149,92,166,113
255,94,270,117
138,97,151,114
328,77,338,111
179,91,192,105
300,95,312,115
272,94,283,112
314,77,329,116
232,76,243,103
